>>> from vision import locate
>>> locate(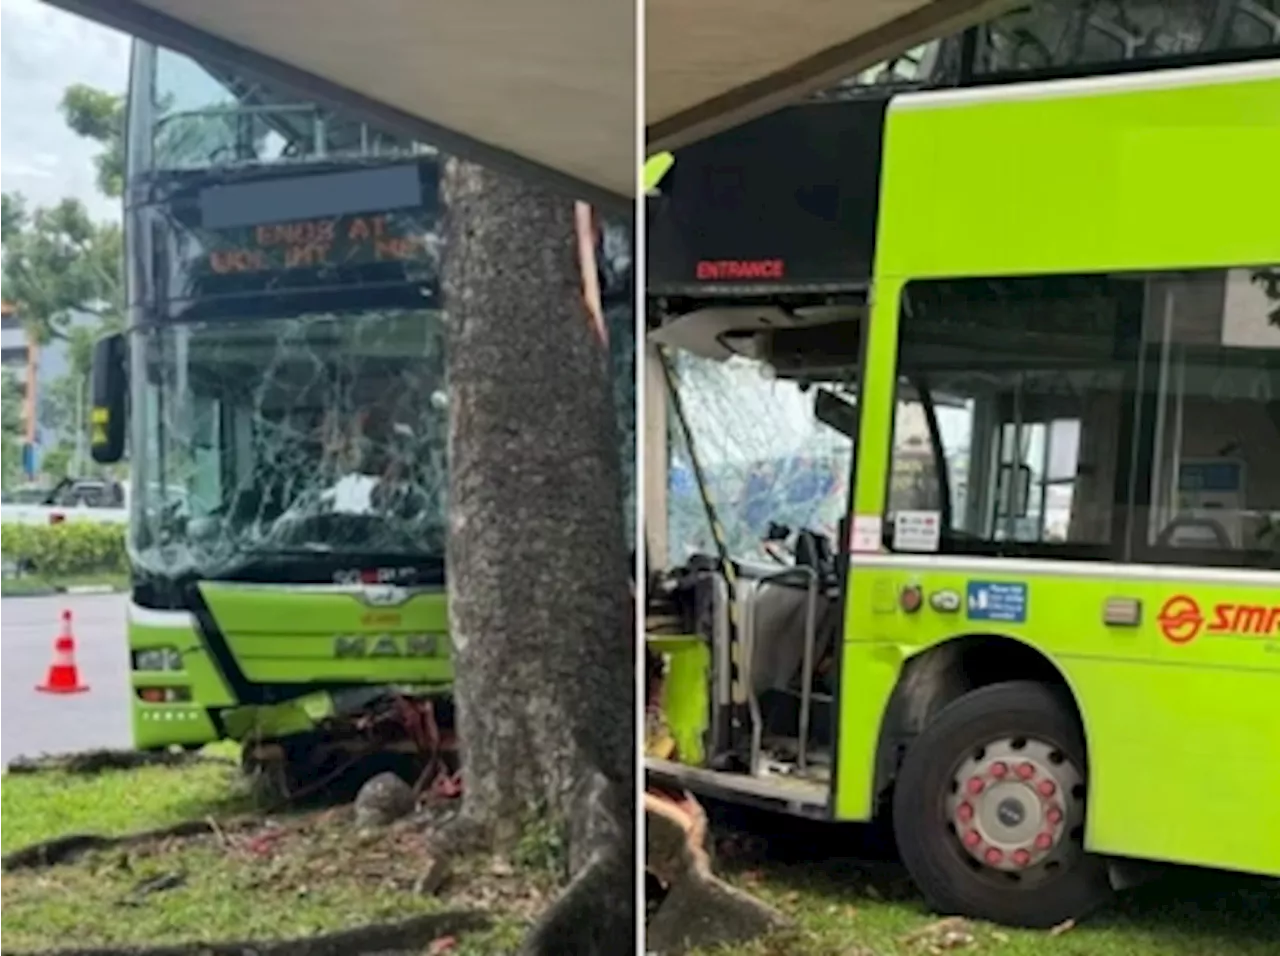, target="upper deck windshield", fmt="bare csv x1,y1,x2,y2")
130,307,448,579
127,42,429,178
